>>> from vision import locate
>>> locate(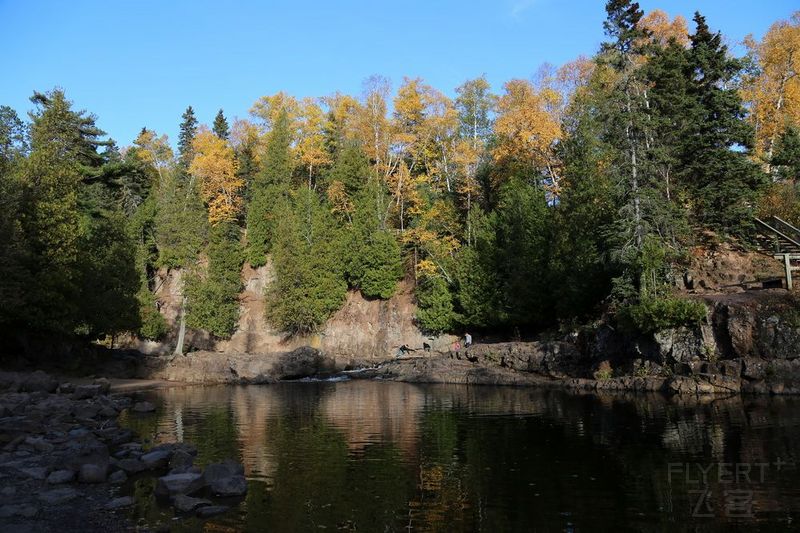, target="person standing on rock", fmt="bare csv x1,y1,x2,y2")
464,332,472,348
